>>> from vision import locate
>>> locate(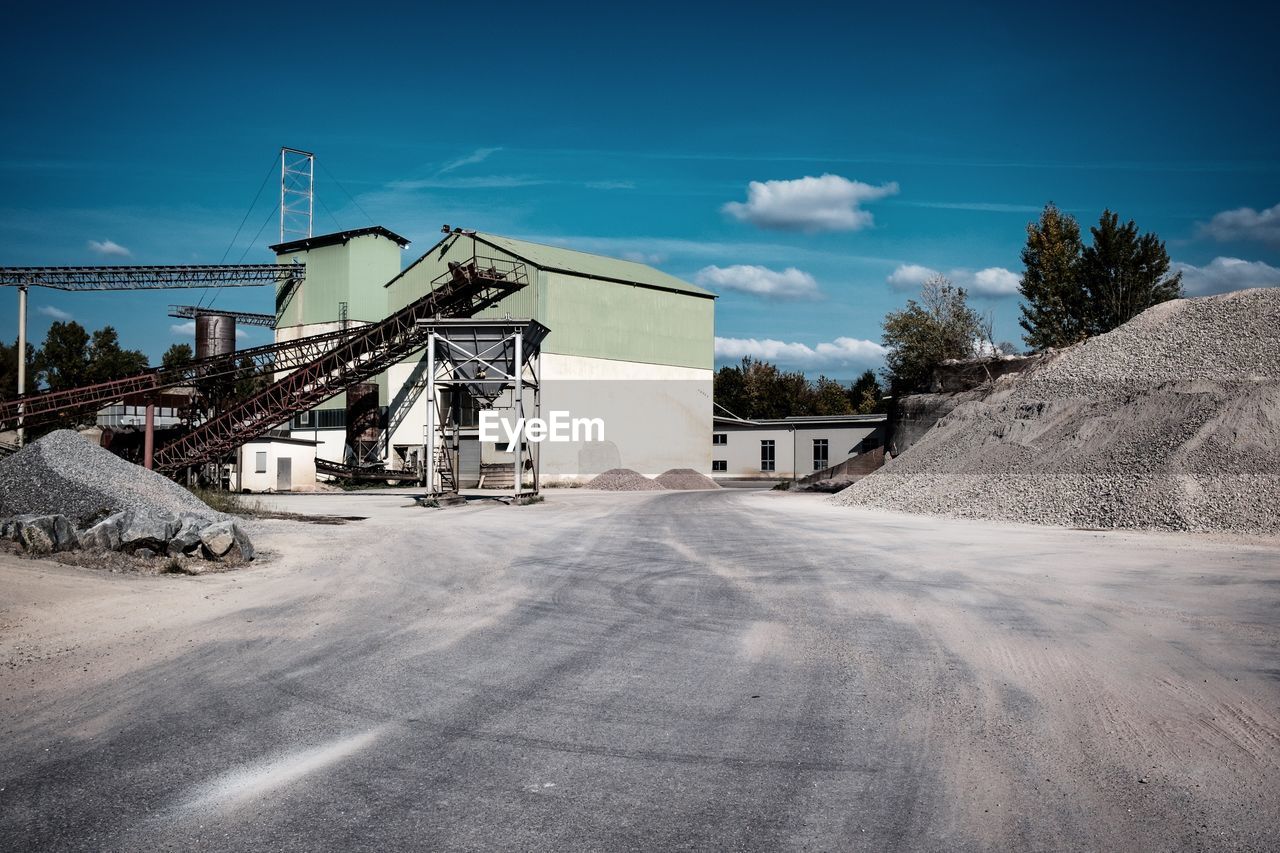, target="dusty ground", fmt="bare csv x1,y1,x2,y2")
1,489,1277,851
